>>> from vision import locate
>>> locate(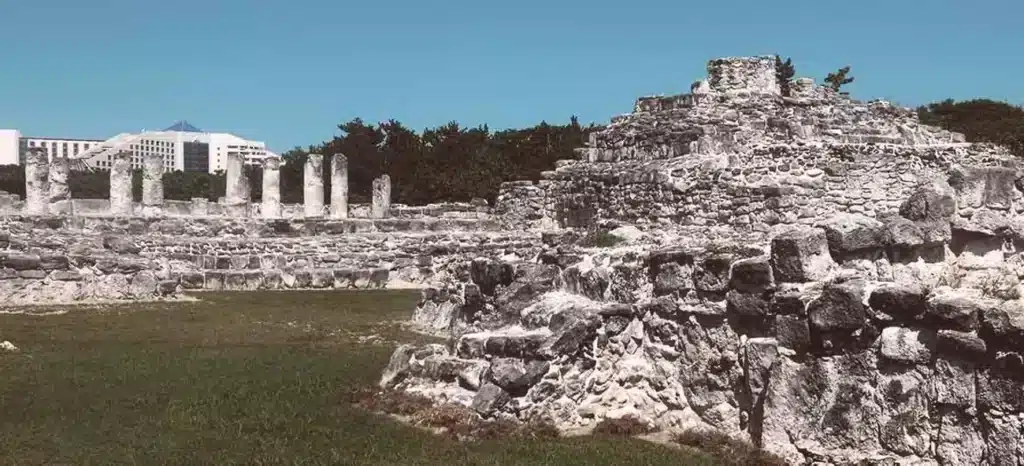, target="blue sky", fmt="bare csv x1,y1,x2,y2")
1,0,1021,153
